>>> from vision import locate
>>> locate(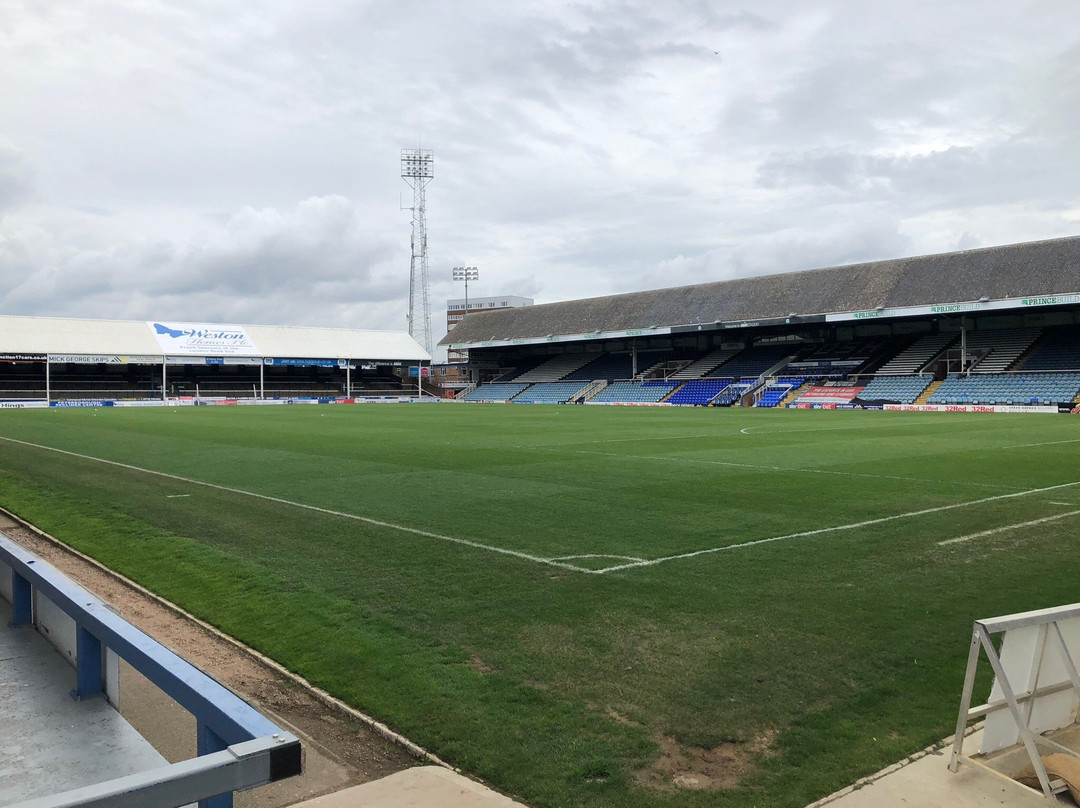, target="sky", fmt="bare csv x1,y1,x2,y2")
2,1,1080,359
